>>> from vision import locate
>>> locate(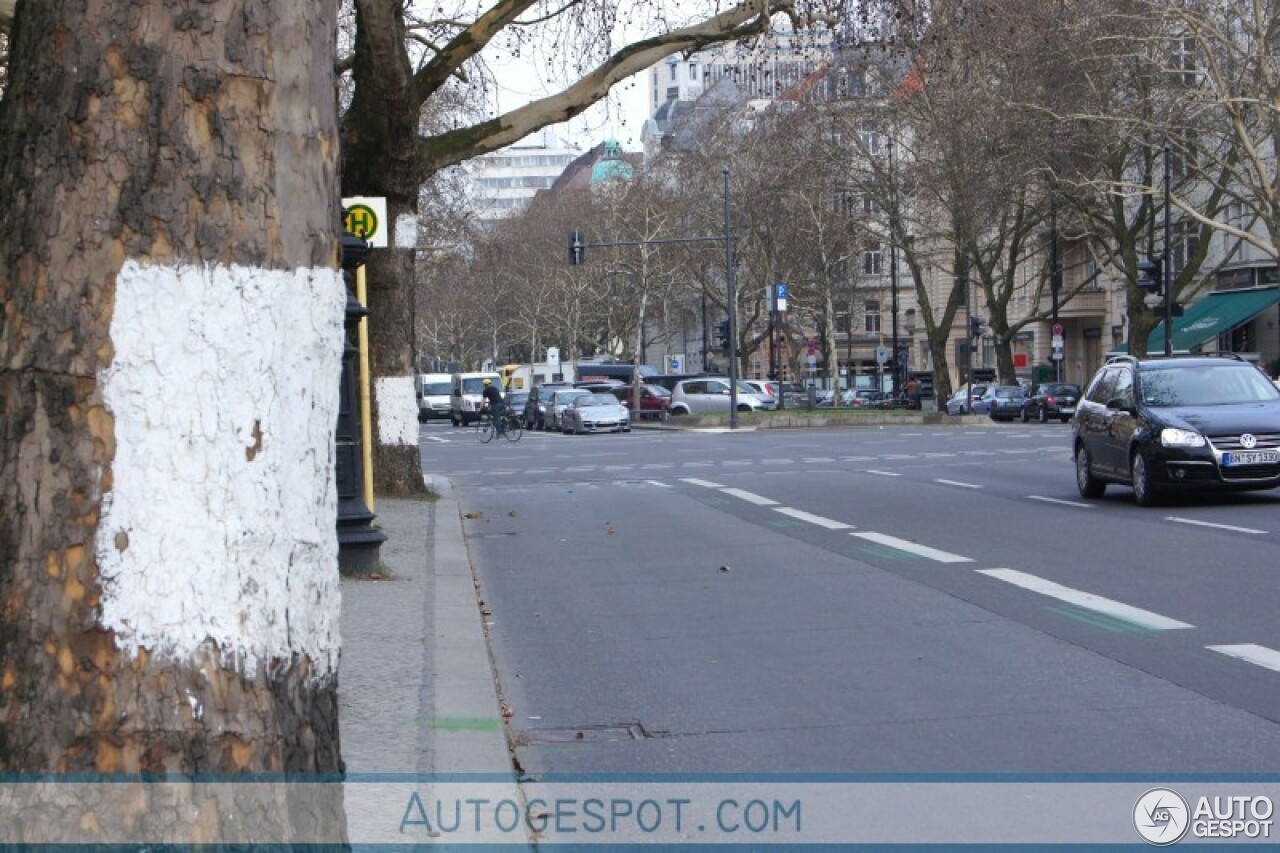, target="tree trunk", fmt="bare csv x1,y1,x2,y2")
0,0,346,826
341,0,427,497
